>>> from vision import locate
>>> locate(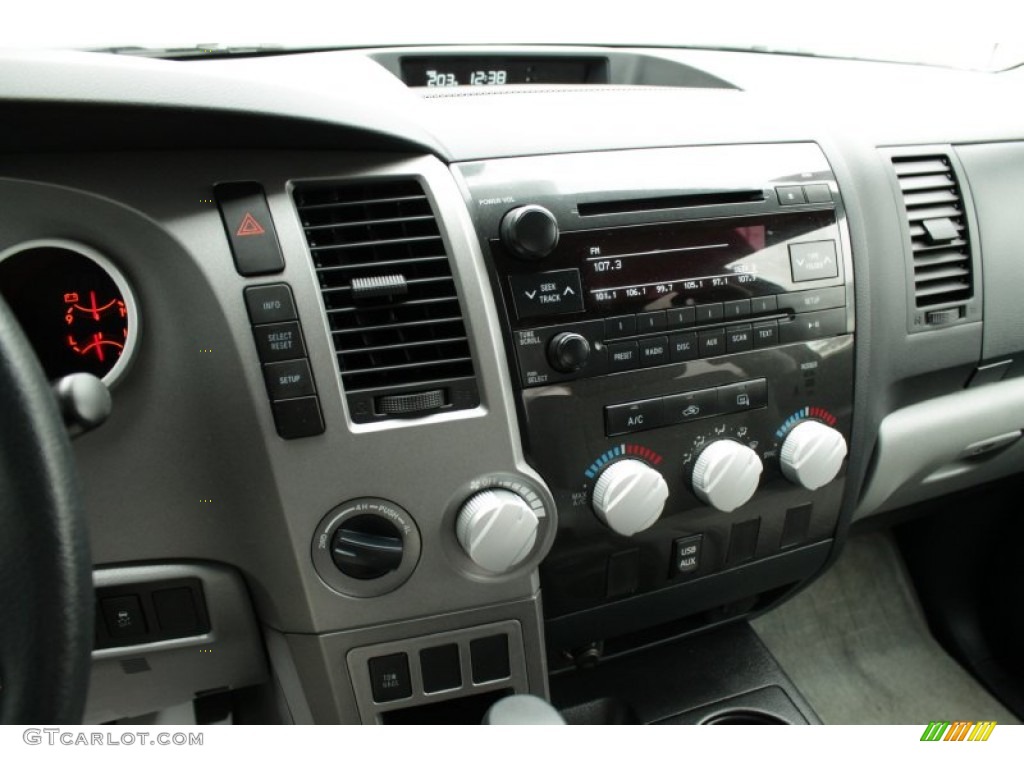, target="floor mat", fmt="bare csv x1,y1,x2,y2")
752,531,1019,724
